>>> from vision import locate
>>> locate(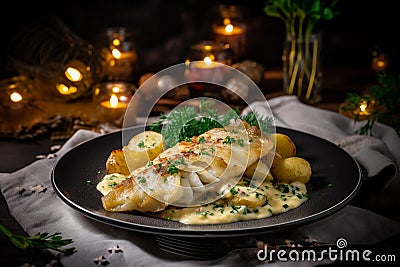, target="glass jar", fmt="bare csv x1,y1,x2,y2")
282,33,322,104
92,81,137,126
95,27,139,83
185,40,232,99
211,4,247,62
